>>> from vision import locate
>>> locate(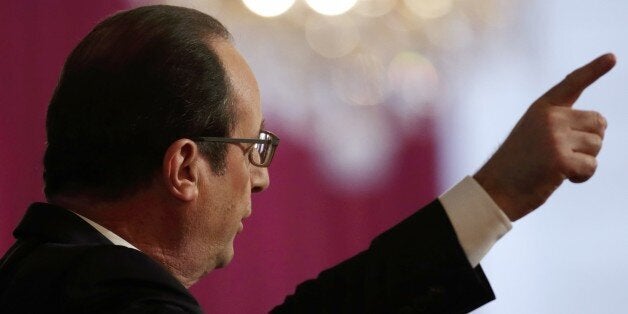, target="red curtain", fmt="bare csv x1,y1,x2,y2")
0,2,438,312
0,1,128,247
